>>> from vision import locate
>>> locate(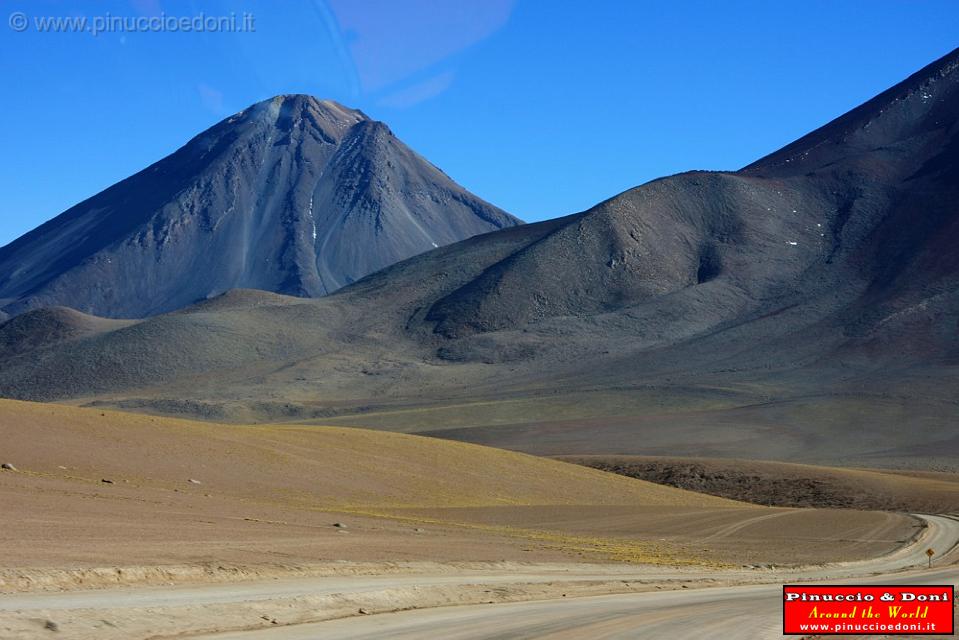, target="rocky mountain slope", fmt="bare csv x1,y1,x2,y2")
1,49,956,468
0,95,519,318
